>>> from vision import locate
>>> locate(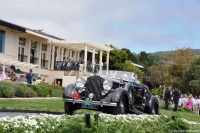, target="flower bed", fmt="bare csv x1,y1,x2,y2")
0,113,199,133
